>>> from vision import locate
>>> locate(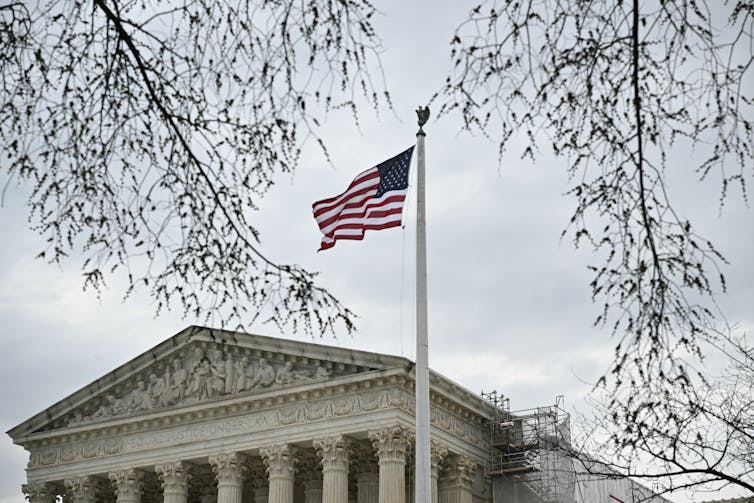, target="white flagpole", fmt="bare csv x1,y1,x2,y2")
415,106,431,503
